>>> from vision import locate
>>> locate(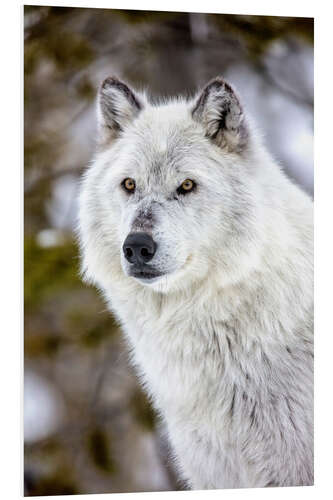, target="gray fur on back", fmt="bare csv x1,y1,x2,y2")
78,76,313,489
